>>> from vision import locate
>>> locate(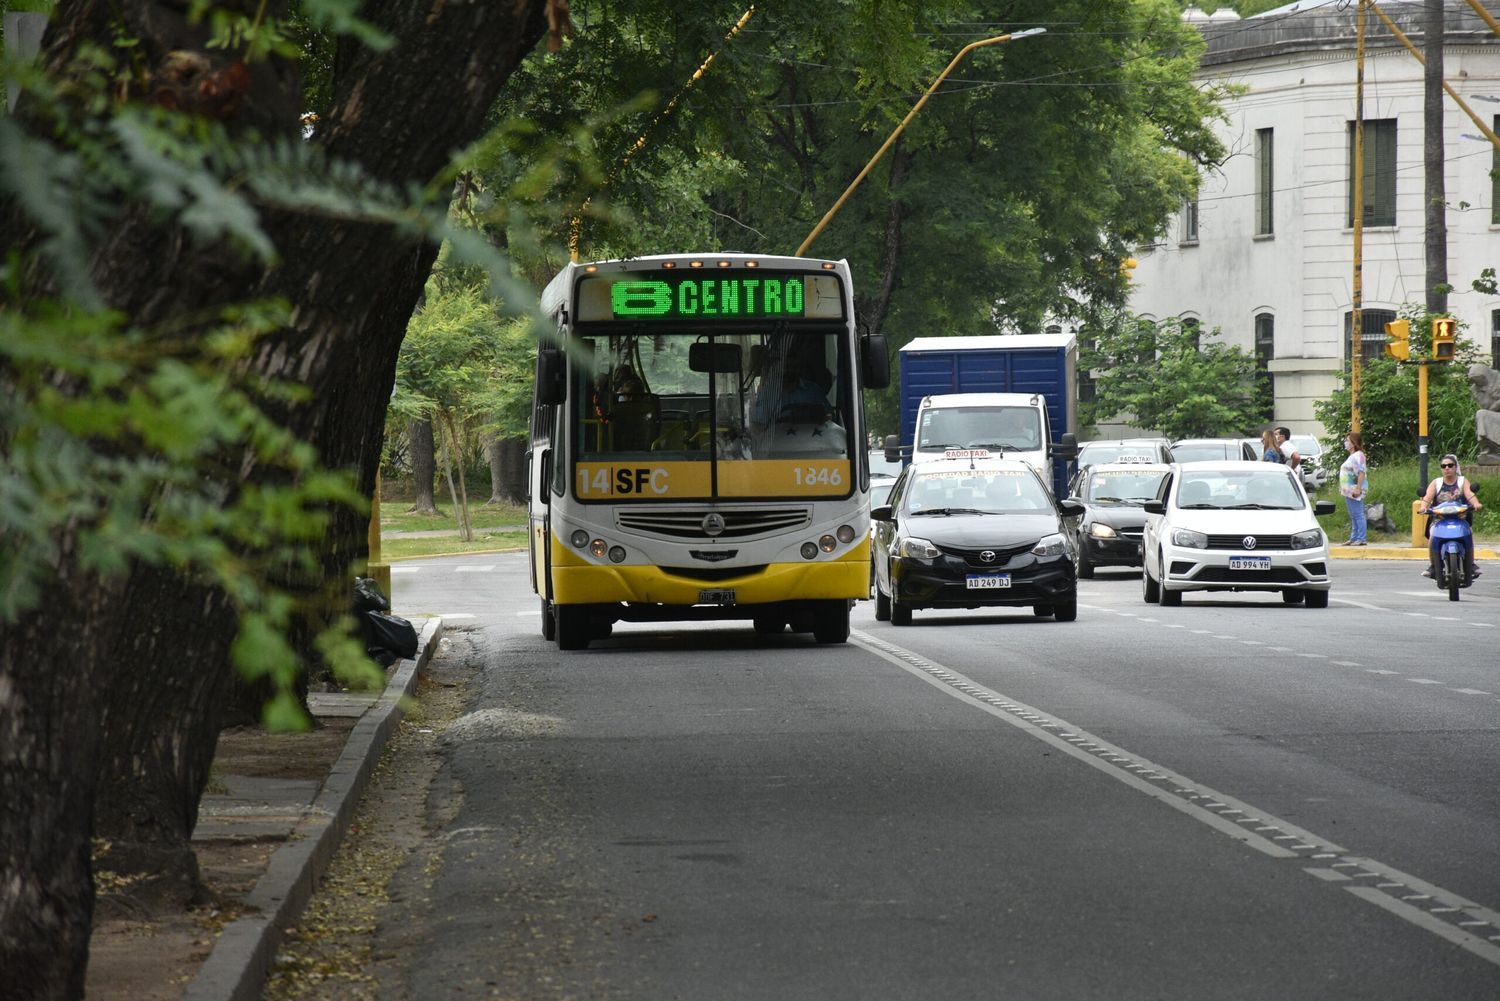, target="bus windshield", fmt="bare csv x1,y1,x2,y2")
569,326,853,499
